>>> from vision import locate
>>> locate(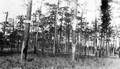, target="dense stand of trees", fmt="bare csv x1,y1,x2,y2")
0,0,120,61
